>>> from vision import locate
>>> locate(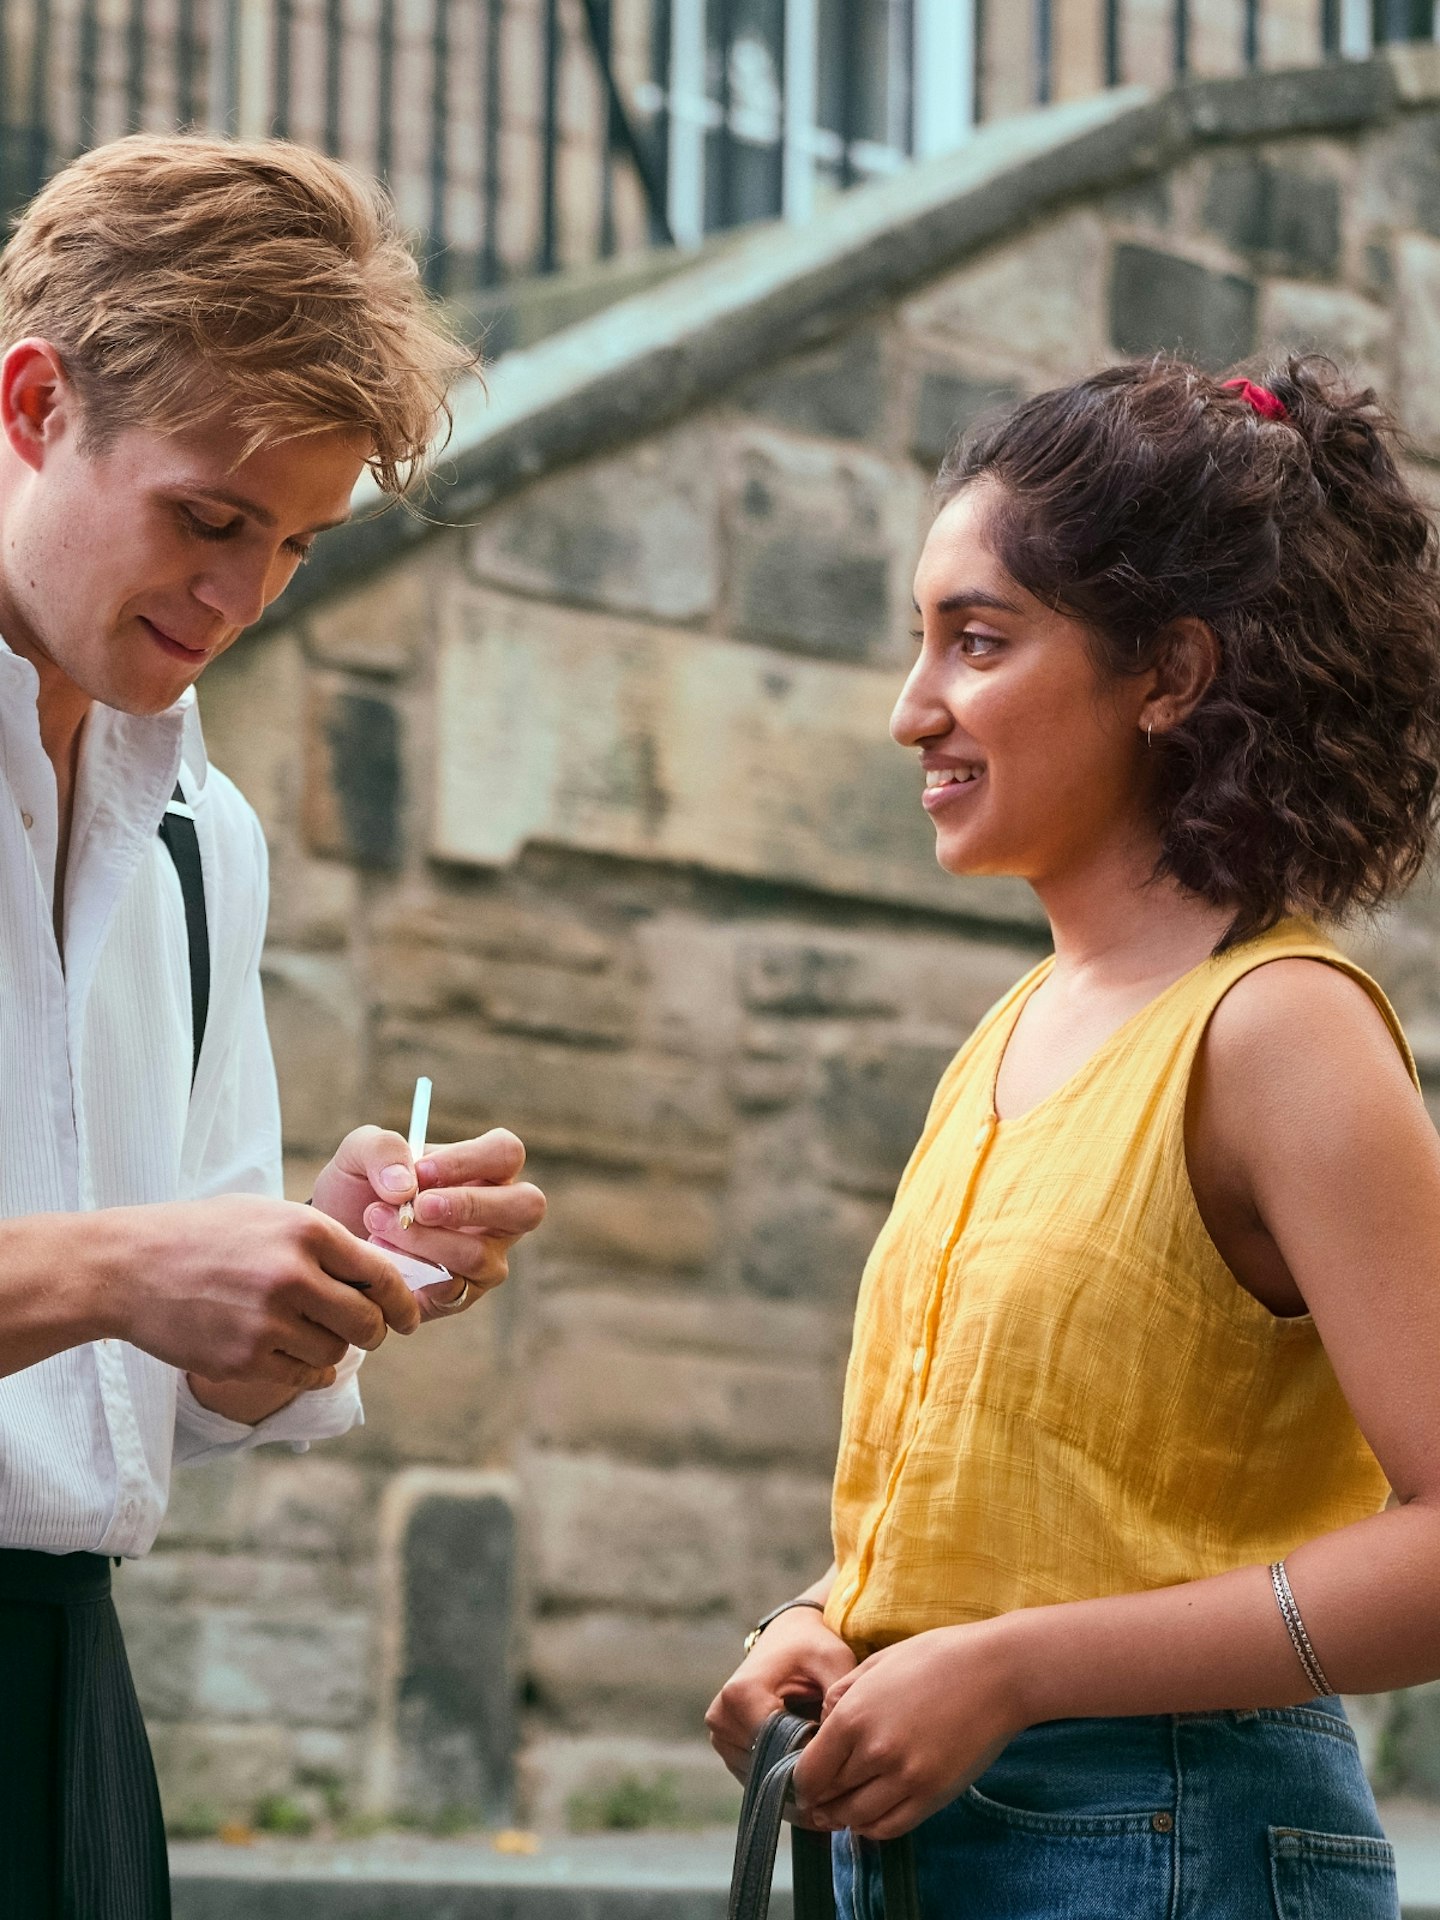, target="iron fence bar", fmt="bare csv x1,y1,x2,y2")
273,0,294,136
538,0,559,270
481,0,502,281
1035,0,1052,103
176,0,198,124
216,0,240,132
651,0,672,241
1104,0,1122,82
324,0,343,151
426,0,449,288
78,0,100,138
715,0,735,227
26,0,49,192
974,0,986,122
1244,0,1261,65
376,0,395,177
1320,0,1340,51
125,0,146,129
577,0,673,240
1174,0,1190,77
837,0,861,187
595,0,615,256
